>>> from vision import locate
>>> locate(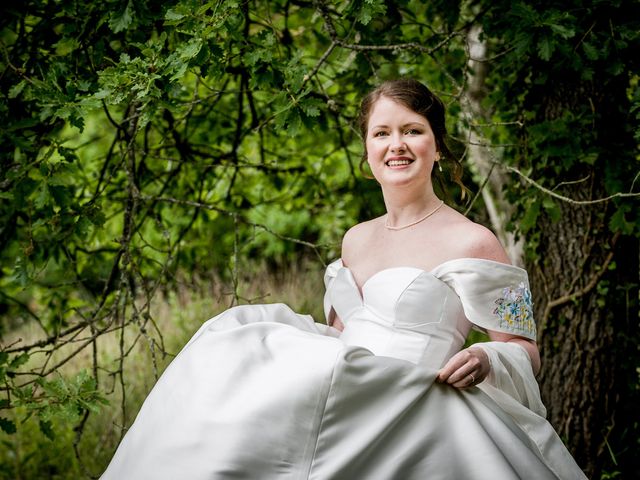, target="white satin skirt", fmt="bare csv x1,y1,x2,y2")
102,304,584,479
